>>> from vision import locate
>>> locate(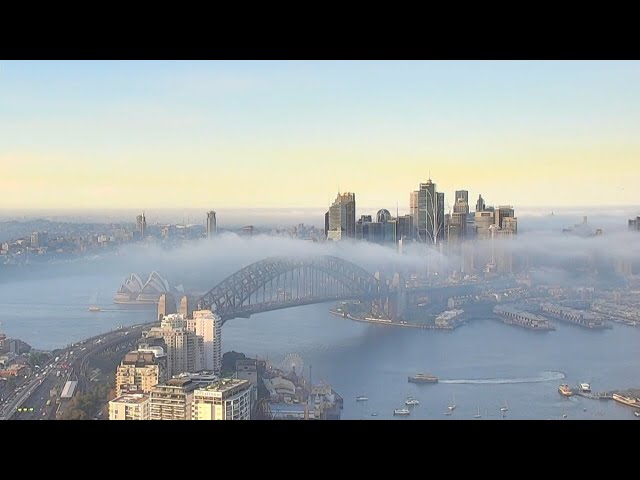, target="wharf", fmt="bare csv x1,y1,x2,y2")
573,390,613,400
